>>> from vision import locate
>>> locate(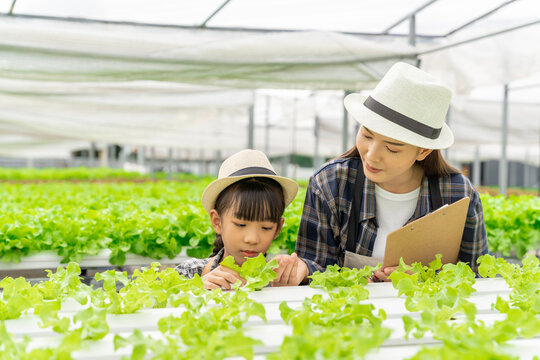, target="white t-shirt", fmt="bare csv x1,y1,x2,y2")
371,184,420,260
